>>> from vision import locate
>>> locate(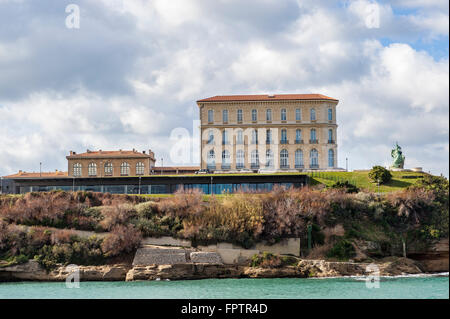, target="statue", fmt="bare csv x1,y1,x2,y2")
391,142,405,169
